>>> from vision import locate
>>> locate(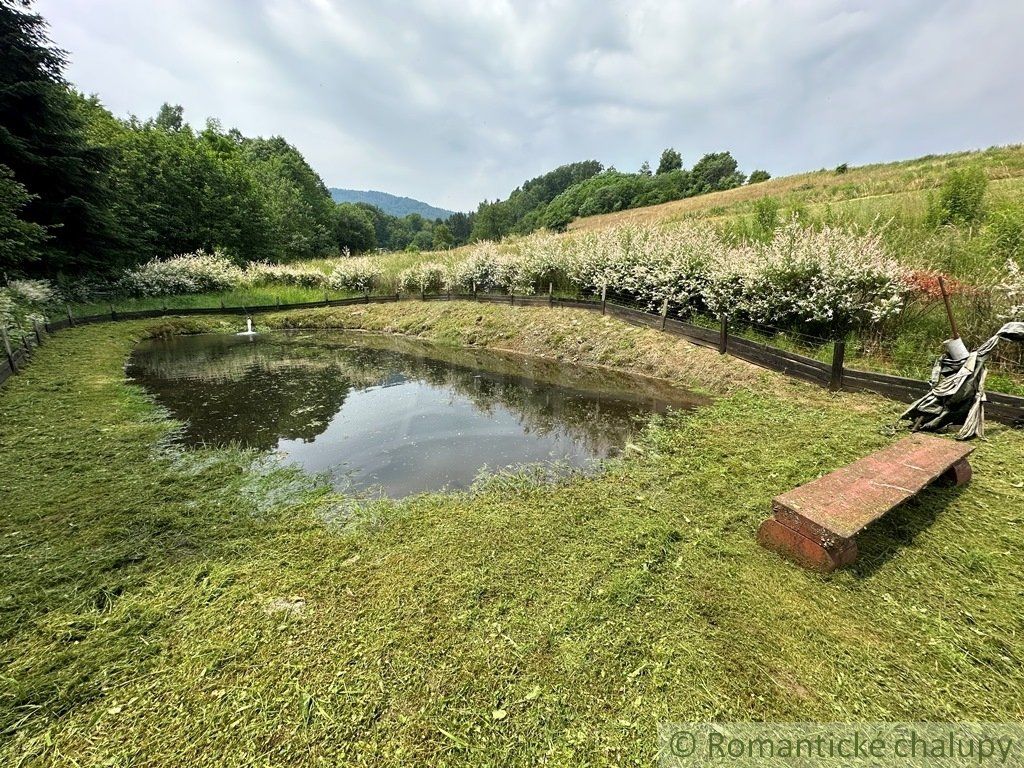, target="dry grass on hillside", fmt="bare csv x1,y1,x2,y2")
568,144,1024,232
